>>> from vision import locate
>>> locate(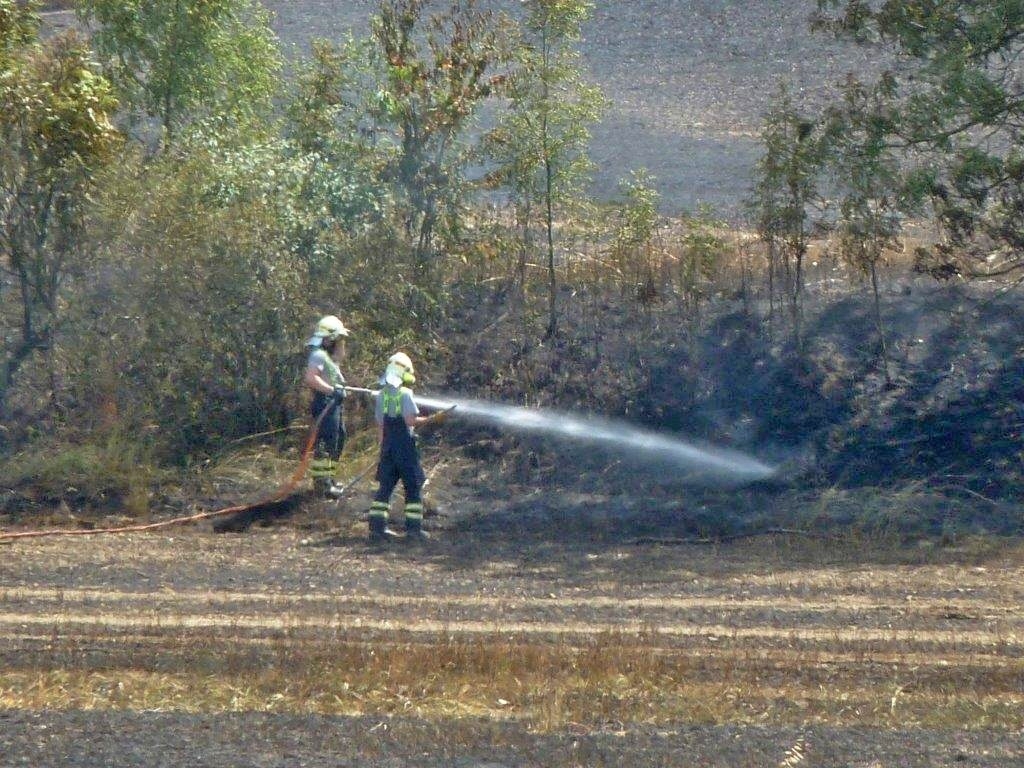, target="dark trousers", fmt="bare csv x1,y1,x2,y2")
374,433,424,504
311,393,345,461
